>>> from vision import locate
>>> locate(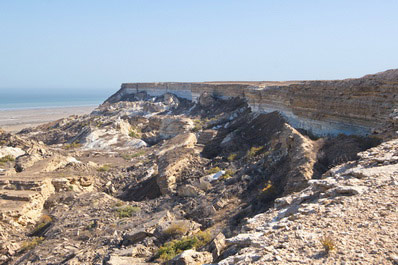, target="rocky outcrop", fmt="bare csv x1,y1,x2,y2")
217,139,398,264
3,74,396,264
166,249,212,265
107,69,398,137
